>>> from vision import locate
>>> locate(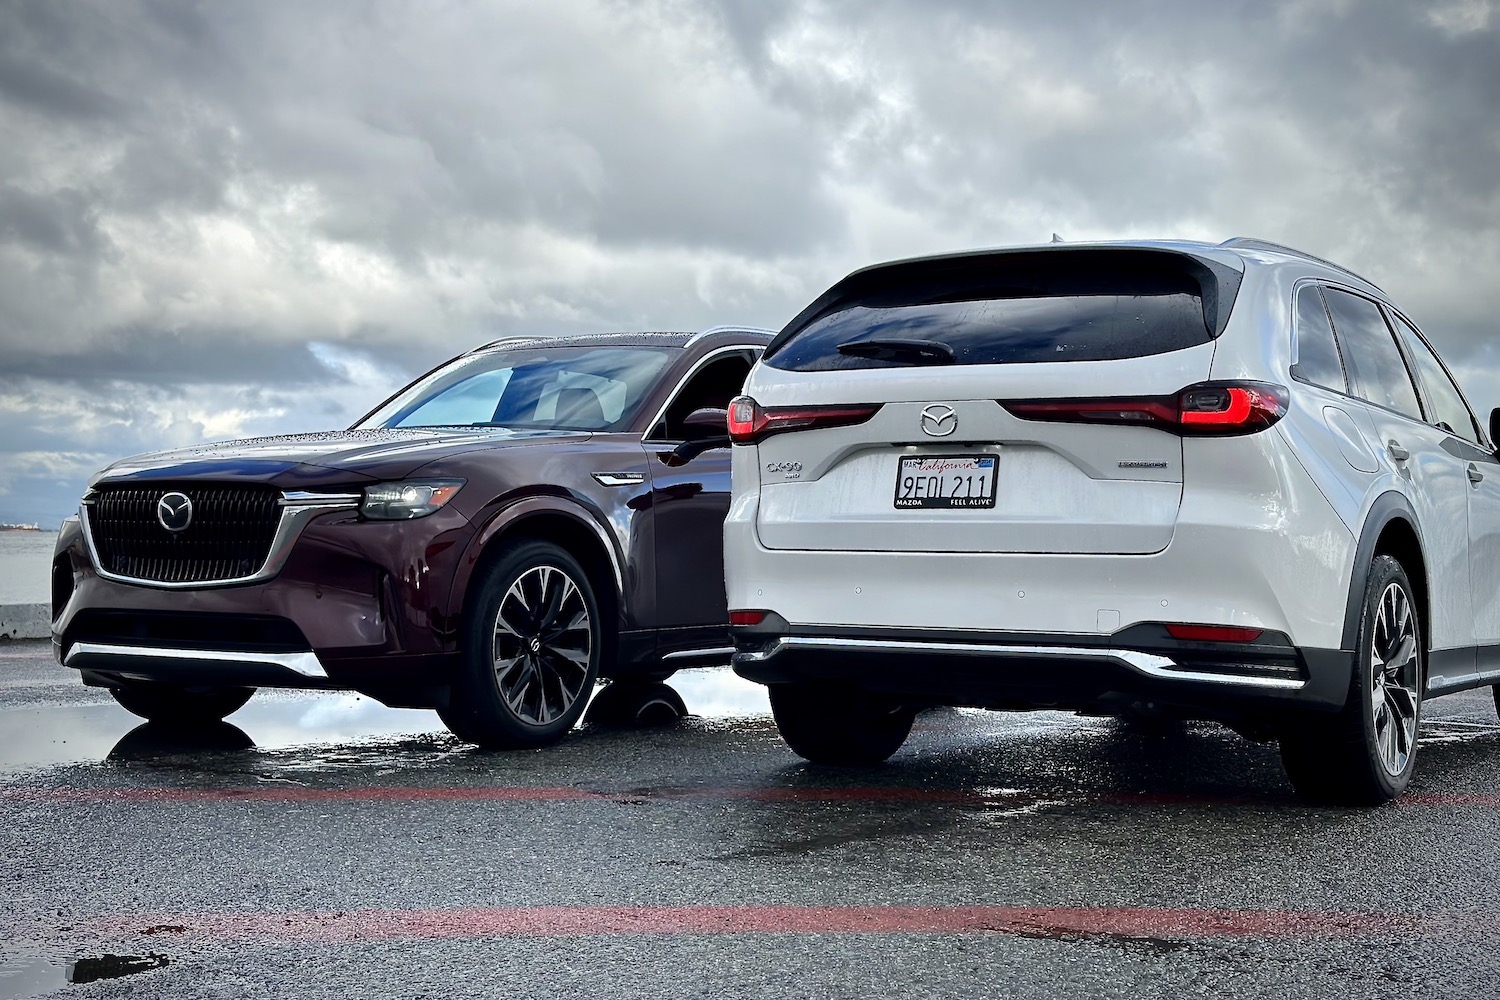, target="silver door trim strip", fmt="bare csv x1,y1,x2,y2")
660,646,736,662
